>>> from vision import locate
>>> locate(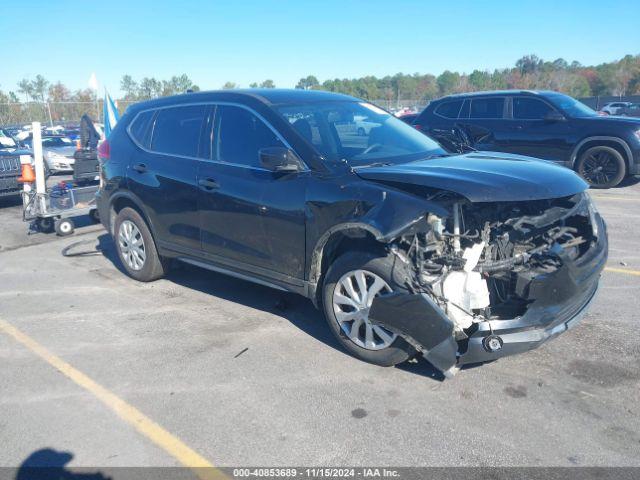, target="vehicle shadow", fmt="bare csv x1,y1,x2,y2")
15,448,109,480
96,233,444,382
613,175,640,188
